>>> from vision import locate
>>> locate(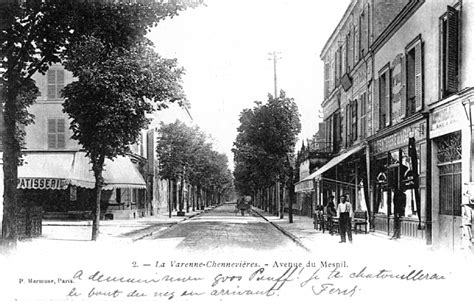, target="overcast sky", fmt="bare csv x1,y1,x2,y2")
149,0,351,170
